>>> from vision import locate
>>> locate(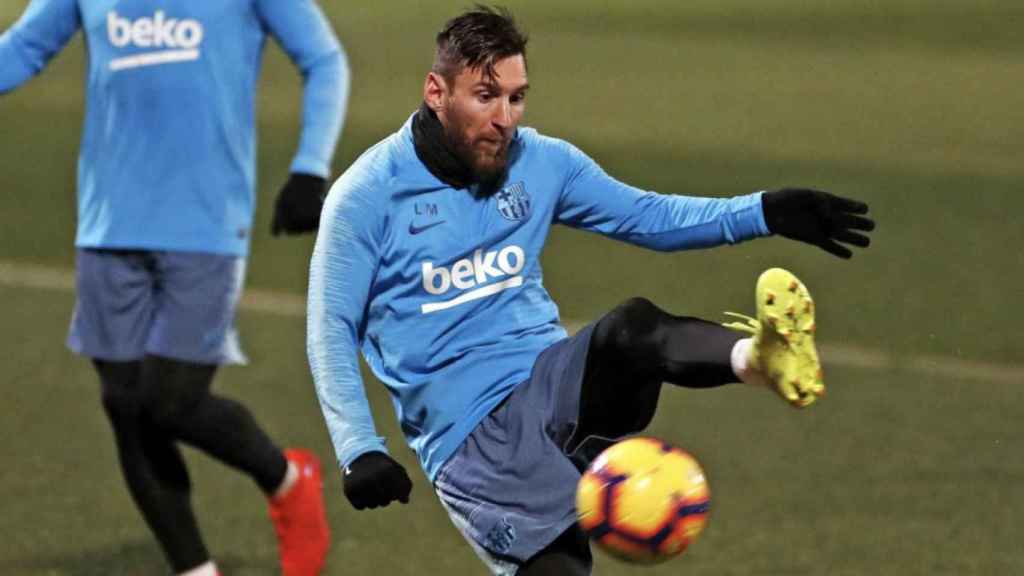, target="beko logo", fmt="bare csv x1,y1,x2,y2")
107,11,204,71
420,245,526,314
